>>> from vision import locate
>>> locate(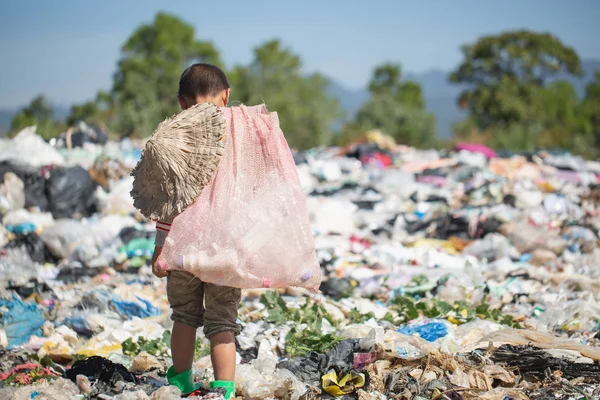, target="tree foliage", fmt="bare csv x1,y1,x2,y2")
450,30,582,129
10,95,61,140
229,40,341,149
581,72,600,155
341,63,437,148
110,13,221,137
66,17,339,148
67,91,112,127
450,30,600,156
